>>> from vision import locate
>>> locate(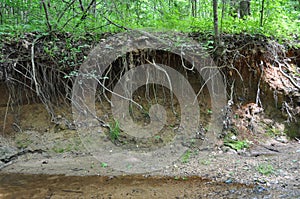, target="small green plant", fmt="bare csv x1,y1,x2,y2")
154,135,161,140
266,127,283,137
90,162,95,169
52,147,65,153
52,140,81,153
189,139,196,147
64,70,79,78
256,163,274,175
174,176,188,180
223,133,249,151
126,164,132,169
199,159,211,165
207,109,213,114
16,138,32,149
224,138,249,151
203,40,214,50
109,119,120,141
182,176,188,180
101,162,108,168
181,150,191,163
73,139,81,151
